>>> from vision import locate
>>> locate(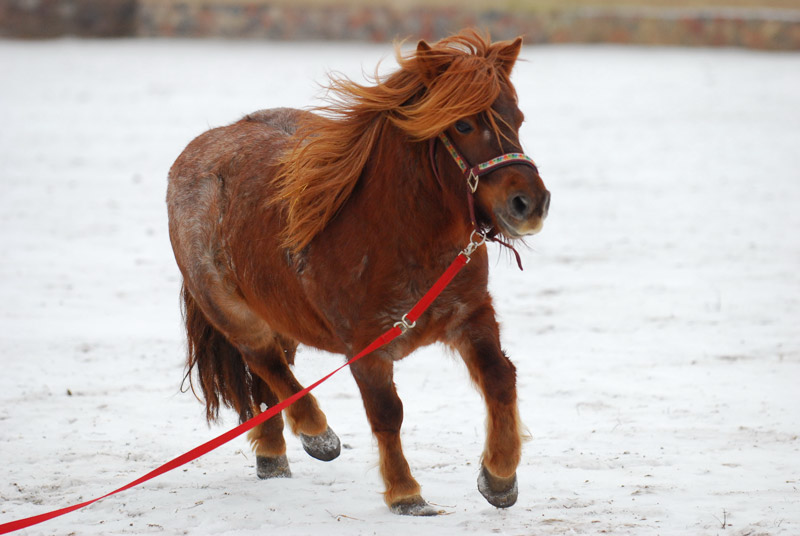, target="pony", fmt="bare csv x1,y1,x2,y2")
167,29,550,516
